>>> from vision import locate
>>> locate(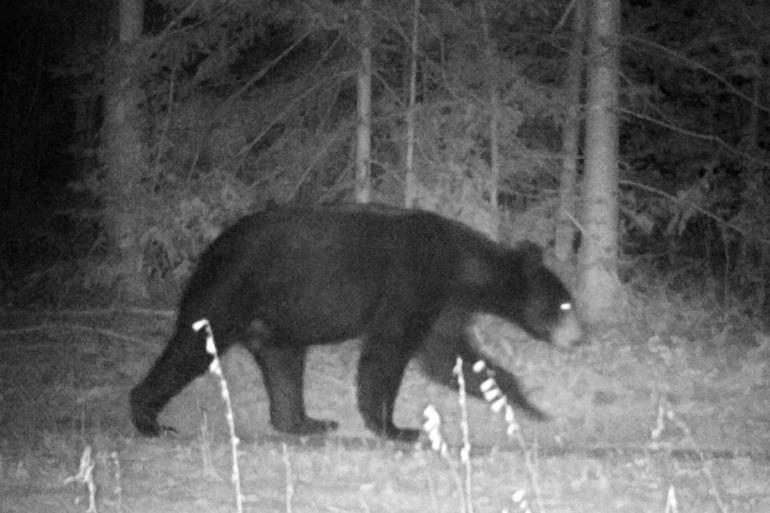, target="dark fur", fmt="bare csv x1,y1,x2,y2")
130,204,582,441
